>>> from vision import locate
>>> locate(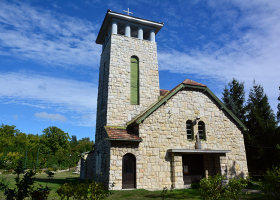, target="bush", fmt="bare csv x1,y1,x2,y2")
52,164,59,171
199,173,250,200
224,176,249,200
260,166,280,199
191,183,200,189
56,179,109,200
0,177,9,191
0,160,53,200
199,174,224,200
